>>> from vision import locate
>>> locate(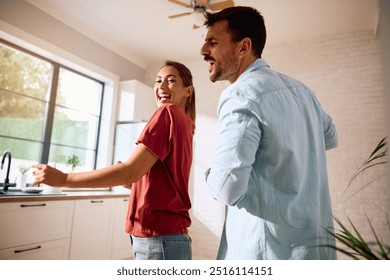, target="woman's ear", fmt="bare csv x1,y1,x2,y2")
185,85,194,97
